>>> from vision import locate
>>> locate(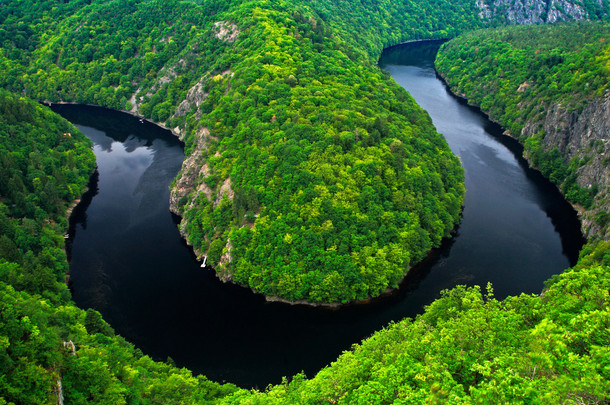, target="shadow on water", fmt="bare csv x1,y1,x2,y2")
382,39,448,67
52,104,178,147
381,40,584,266
53,42,583,389
65,169,99,263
